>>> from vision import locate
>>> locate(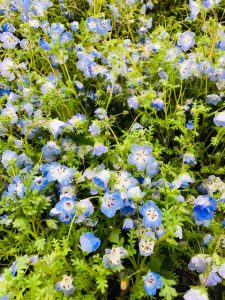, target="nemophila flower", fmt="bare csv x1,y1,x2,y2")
70,21,79,31
48,23,64,41
93,170,110,189
39,37,51,50
198,60,213,75
79,232,101,253
127,186,145,199
182,152,196,164
55,195,76,214
127,96,140,109
121,198,136,216
213,111,225,126
143,272,163,296
218,263,225,278
177,31,195,52
165,46,181,61
88,122,101,135
101,191,123,218
139,238,155,256
123,218,134,231
128,144,153,171
95,108,108,120
103,247,128,269
154,224,165,238
186,121,194,129
75,198,94,223
1,150,17,169
171,173,195,189
206,94,221,105
0,32,19,49
203,0,221,9
49,119,66,138
204,272,222,286
93,144,108,156
1,101,18,124
139,200,162,228
0,84,10,97
146,159,159,178
179,58,197,79
193,195,217,226
31,176,48,191
184,287,209,300
41,163,75,185
114,171,138,191
217,40,225,51
67,113,86,127
2,23,15,33
61,138,77,152
188,254,212,273
203,234,214,245
209,68,225,81
55,275,75,296
151,98,164,110
189,0,200,20
86,17,99,32
42,141,61,162
98,19,112,35
7,176,26,198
